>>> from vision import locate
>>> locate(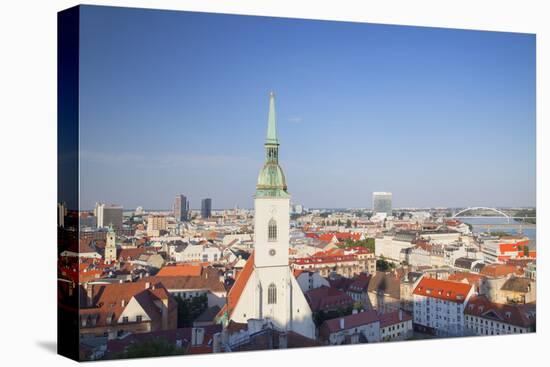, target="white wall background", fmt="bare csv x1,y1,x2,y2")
0,0,548,366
